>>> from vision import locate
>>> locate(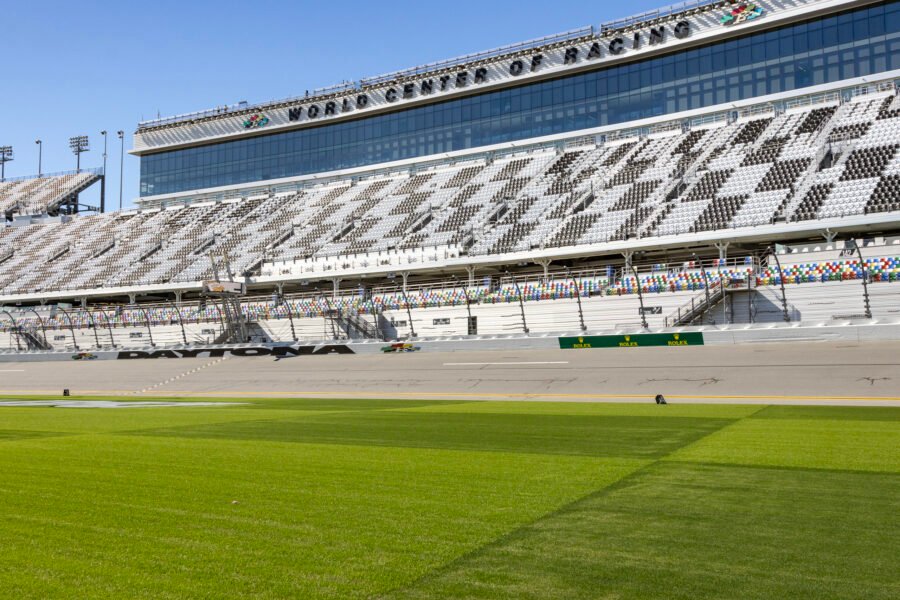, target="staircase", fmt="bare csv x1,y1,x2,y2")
19,327,53,351
641,126,735,237
10,325,53,352
776,103,843,221
334,309,385,341
211,296,250,344
664,279,729,327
